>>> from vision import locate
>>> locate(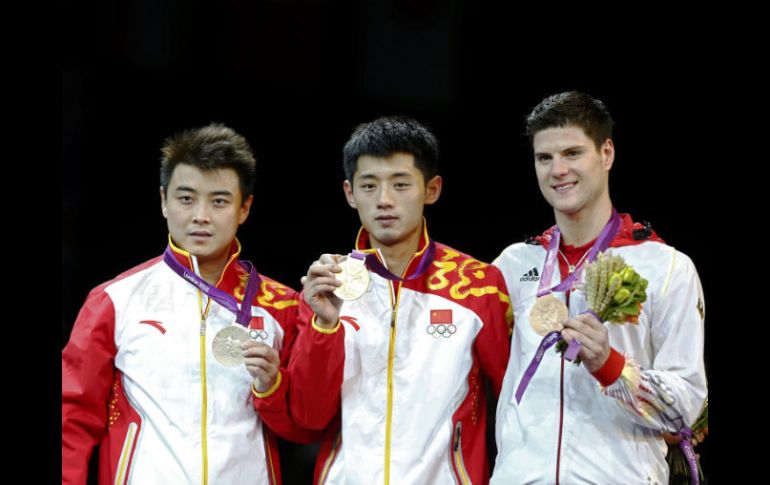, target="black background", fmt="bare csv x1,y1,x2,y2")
62,1,721,483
